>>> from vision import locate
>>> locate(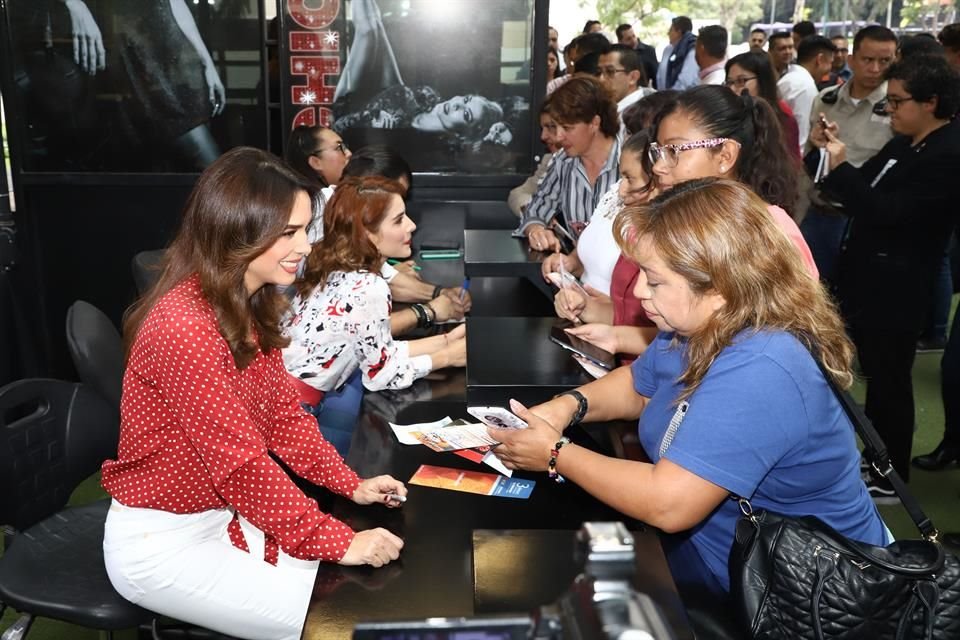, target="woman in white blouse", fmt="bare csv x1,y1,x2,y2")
282,177,466,448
